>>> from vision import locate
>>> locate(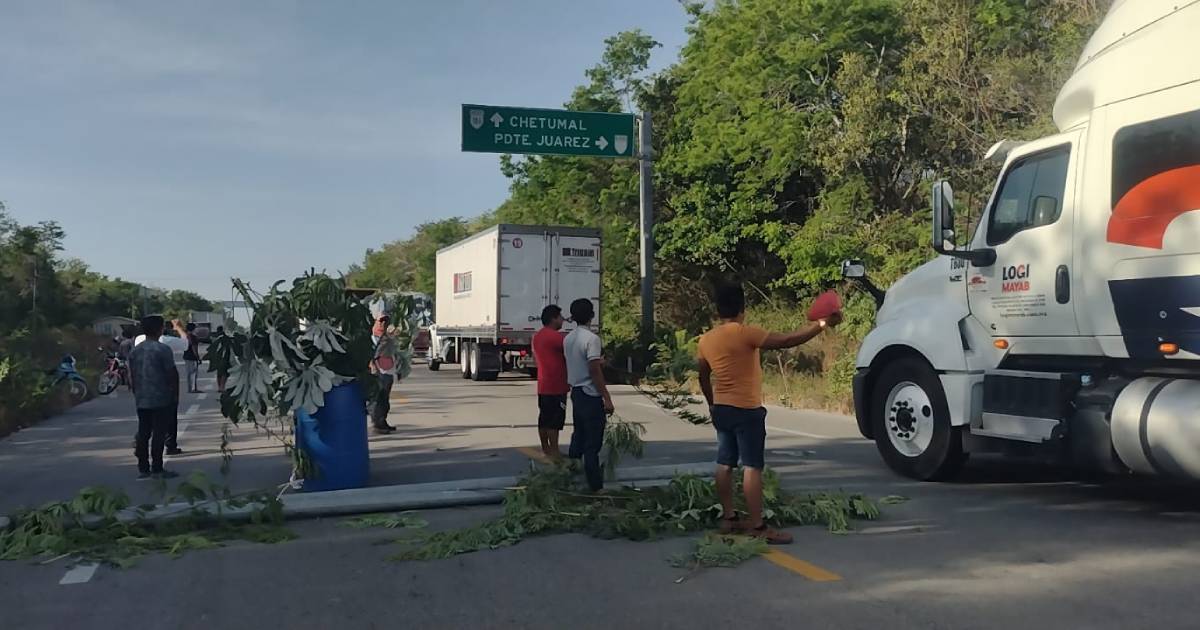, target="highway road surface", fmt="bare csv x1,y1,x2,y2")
4,364,1200,629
